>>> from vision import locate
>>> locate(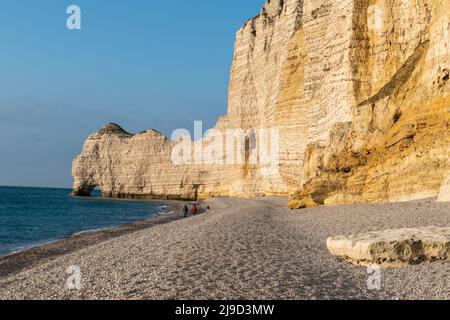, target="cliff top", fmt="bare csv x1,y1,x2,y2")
98,123,133,137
